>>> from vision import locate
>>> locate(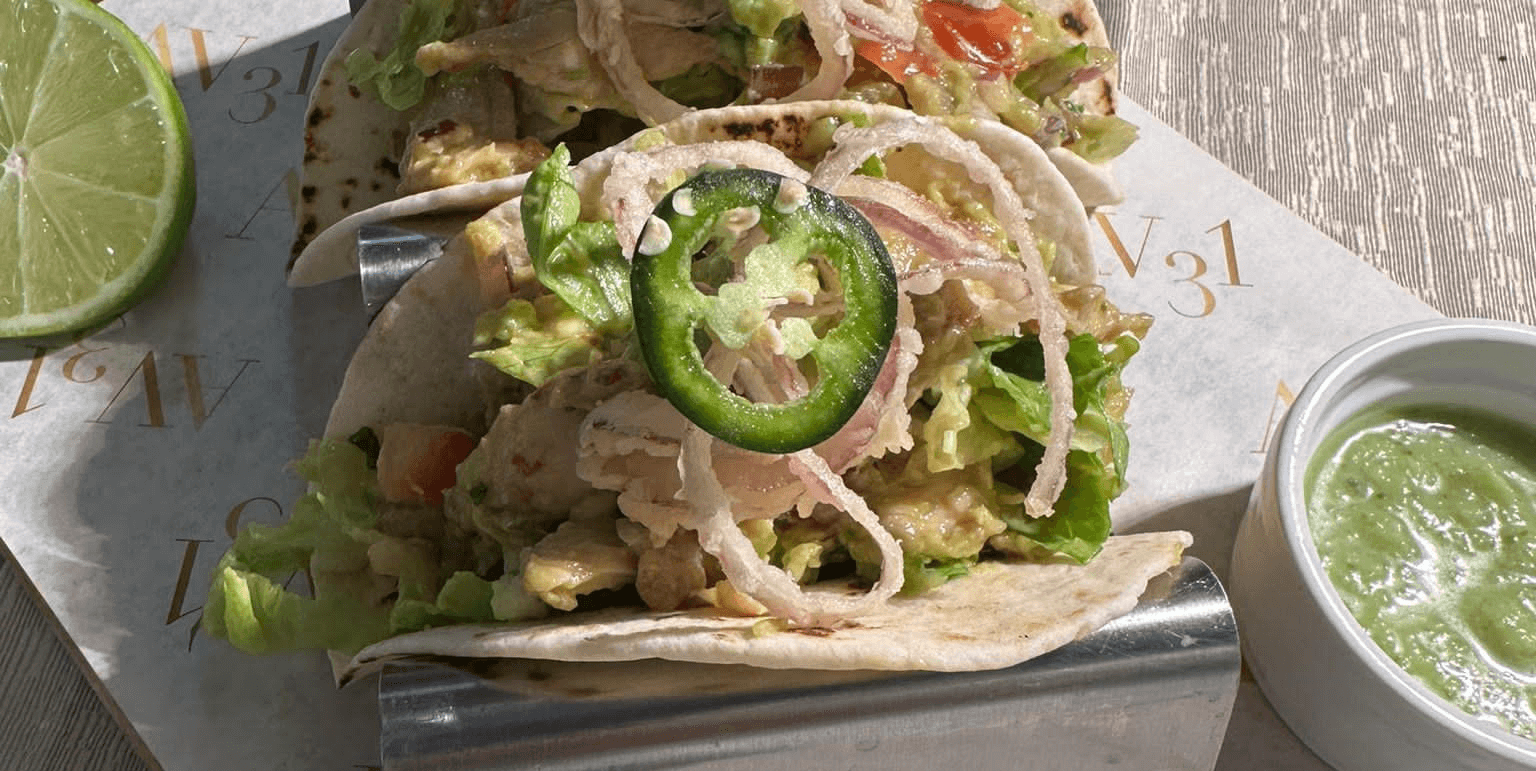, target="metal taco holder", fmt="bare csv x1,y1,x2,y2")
375,556,1239,770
